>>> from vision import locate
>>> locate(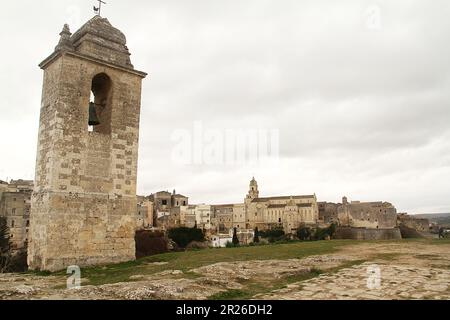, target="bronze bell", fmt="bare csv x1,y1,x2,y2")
88,102,100,126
